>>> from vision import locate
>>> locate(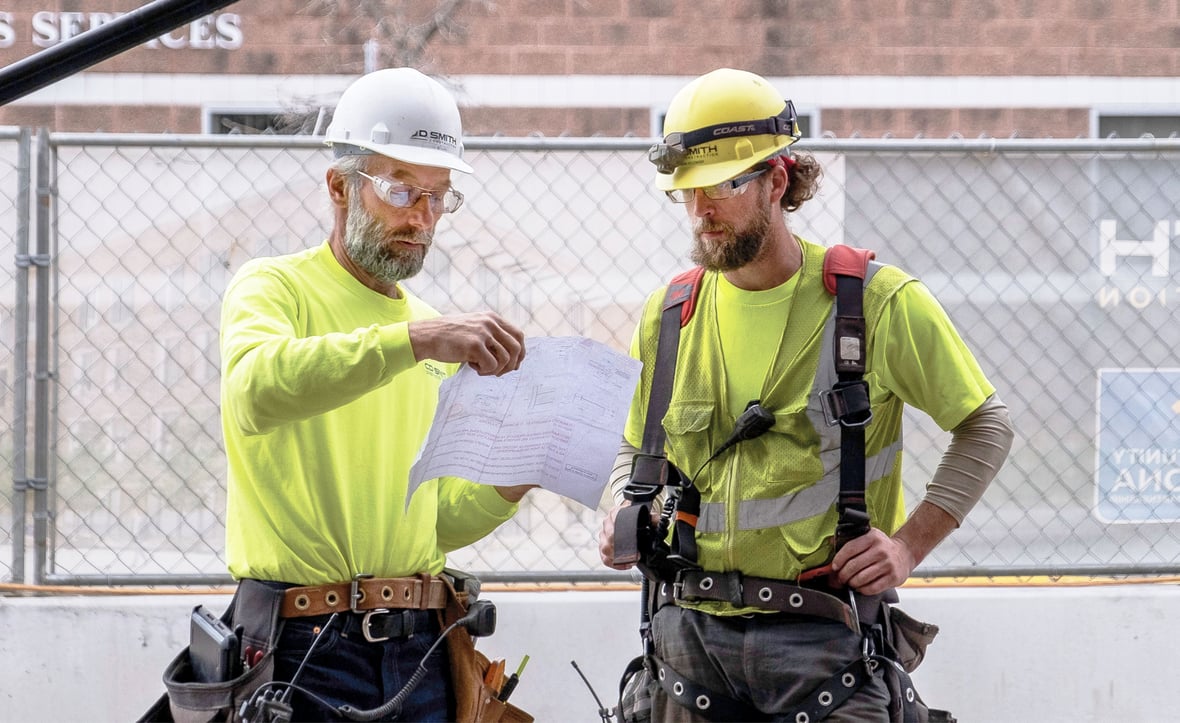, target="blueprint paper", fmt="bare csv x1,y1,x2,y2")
408,336,642,509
